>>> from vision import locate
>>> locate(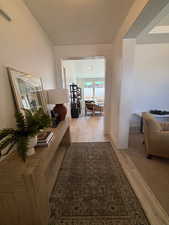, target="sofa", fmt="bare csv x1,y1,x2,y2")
142,112,169,159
